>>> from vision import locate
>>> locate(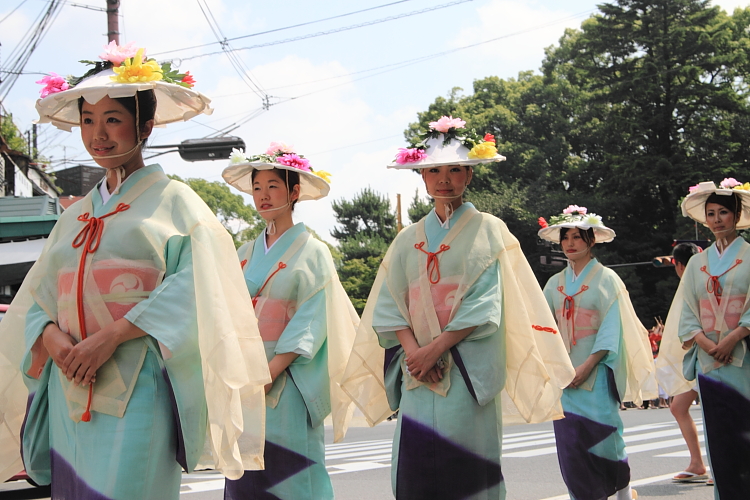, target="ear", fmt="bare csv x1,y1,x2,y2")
140,119,155,140
465,166,473,186
290,183,301,203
